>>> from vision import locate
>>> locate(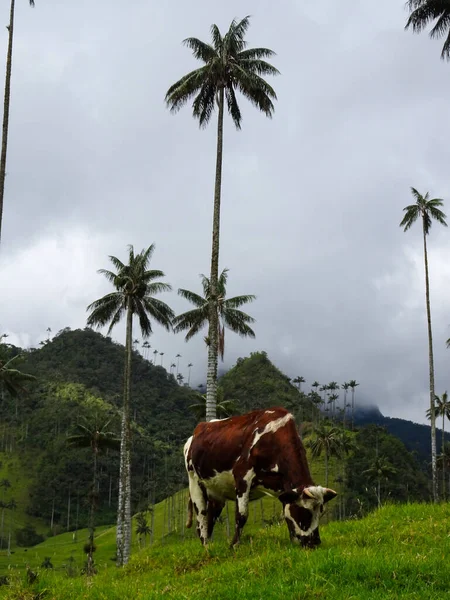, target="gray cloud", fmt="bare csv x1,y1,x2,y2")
1,0,450,425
